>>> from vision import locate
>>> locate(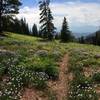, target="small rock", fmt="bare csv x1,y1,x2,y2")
9,40,24,46
0,49,15,56
29,49,35,54
82,52,89,56
94,54,100,59
52,51,62,58
0,36,5,40
34,50,48,57
74,48,86,52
